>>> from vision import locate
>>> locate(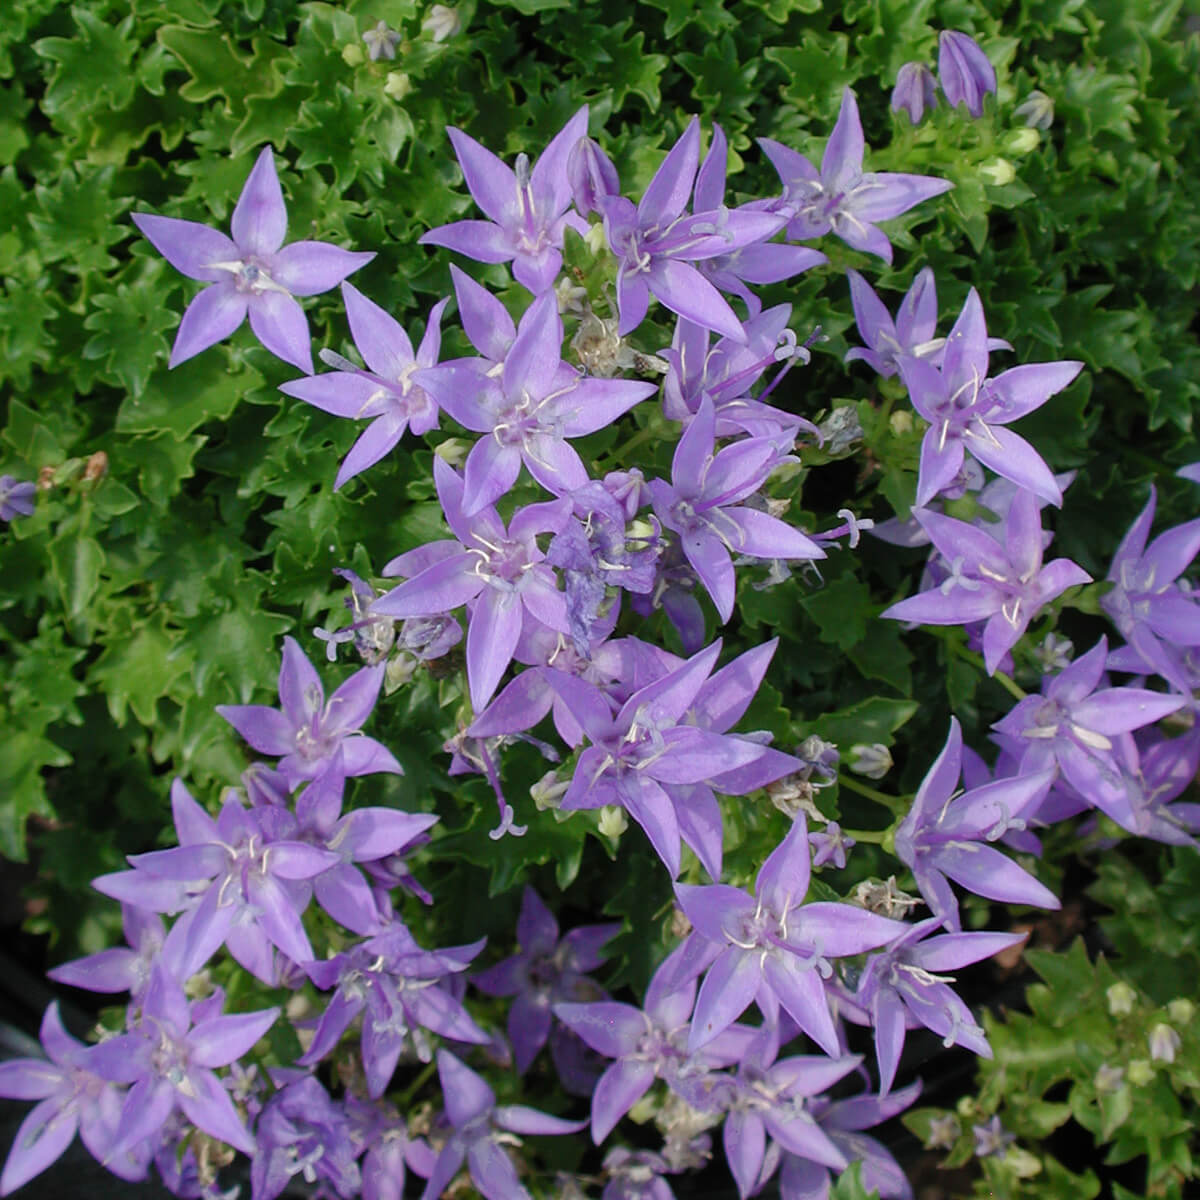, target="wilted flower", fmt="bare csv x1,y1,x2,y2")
1014,89,1055,130
423,4,461,41
972,1115,1014,1158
